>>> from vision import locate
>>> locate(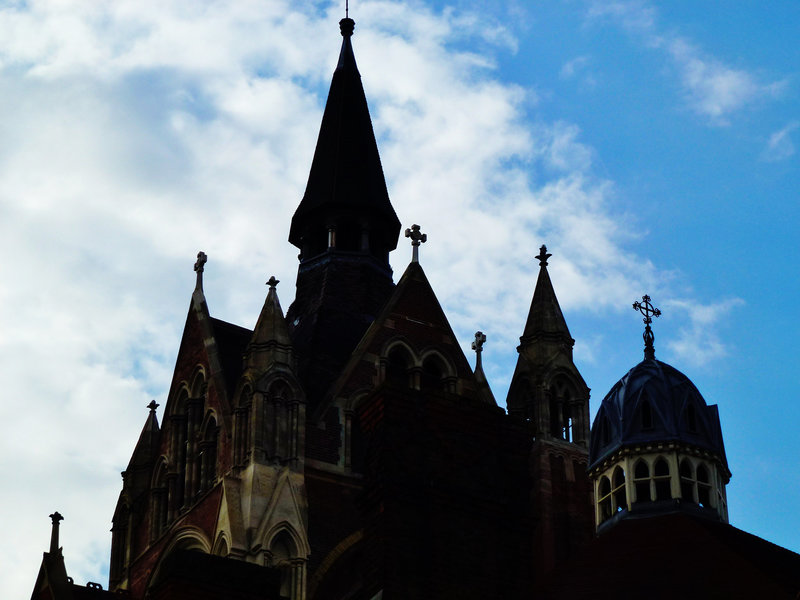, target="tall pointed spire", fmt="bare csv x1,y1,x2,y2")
286,18,401,406
519,245,573,348
289,17,400,259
